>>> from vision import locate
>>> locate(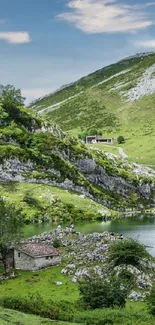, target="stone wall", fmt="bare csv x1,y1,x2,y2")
34,255,61,270
14,250,35,270
14,249,61,271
